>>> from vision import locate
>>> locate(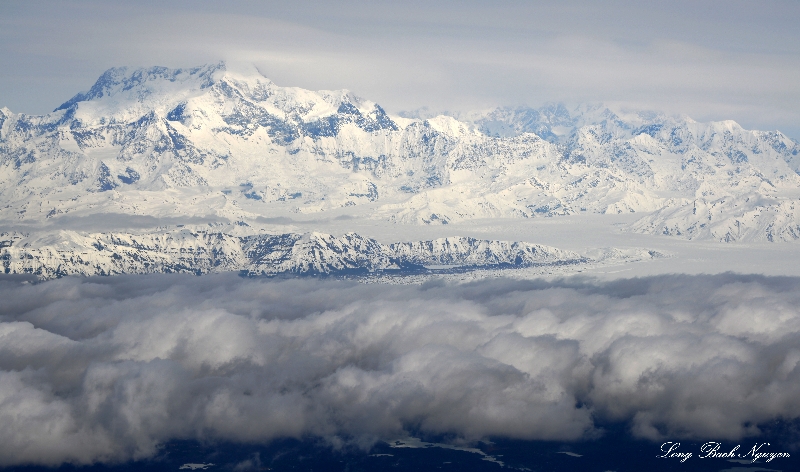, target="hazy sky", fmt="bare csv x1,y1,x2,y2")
1,0,799,137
